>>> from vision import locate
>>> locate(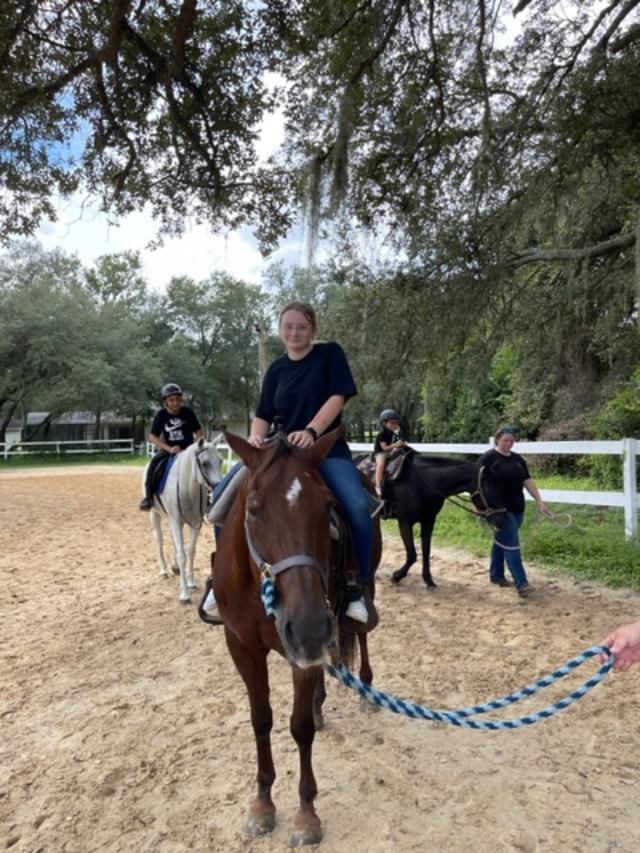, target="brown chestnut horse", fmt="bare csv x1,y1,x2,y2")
212,428,381,846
